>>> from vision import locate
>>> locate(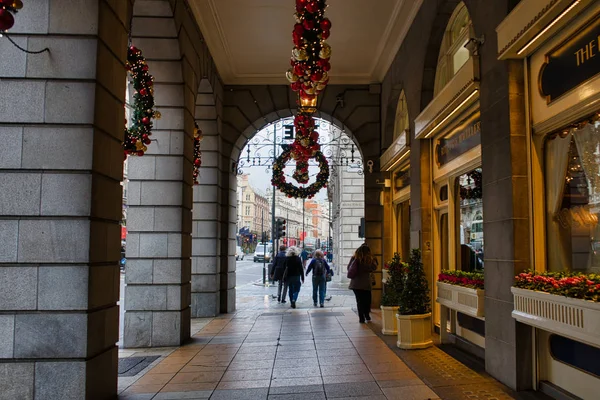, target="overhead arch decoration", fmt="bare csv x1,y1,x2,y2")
274,0,331,199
